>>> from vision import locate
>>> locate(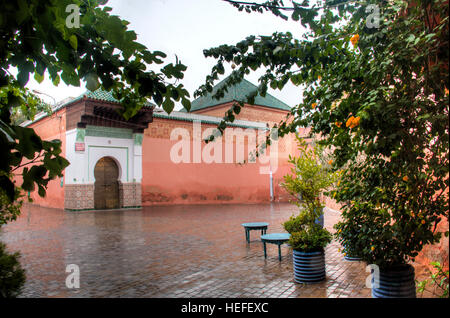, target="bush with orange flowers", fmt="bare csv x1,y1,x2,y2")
200,0,449,274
